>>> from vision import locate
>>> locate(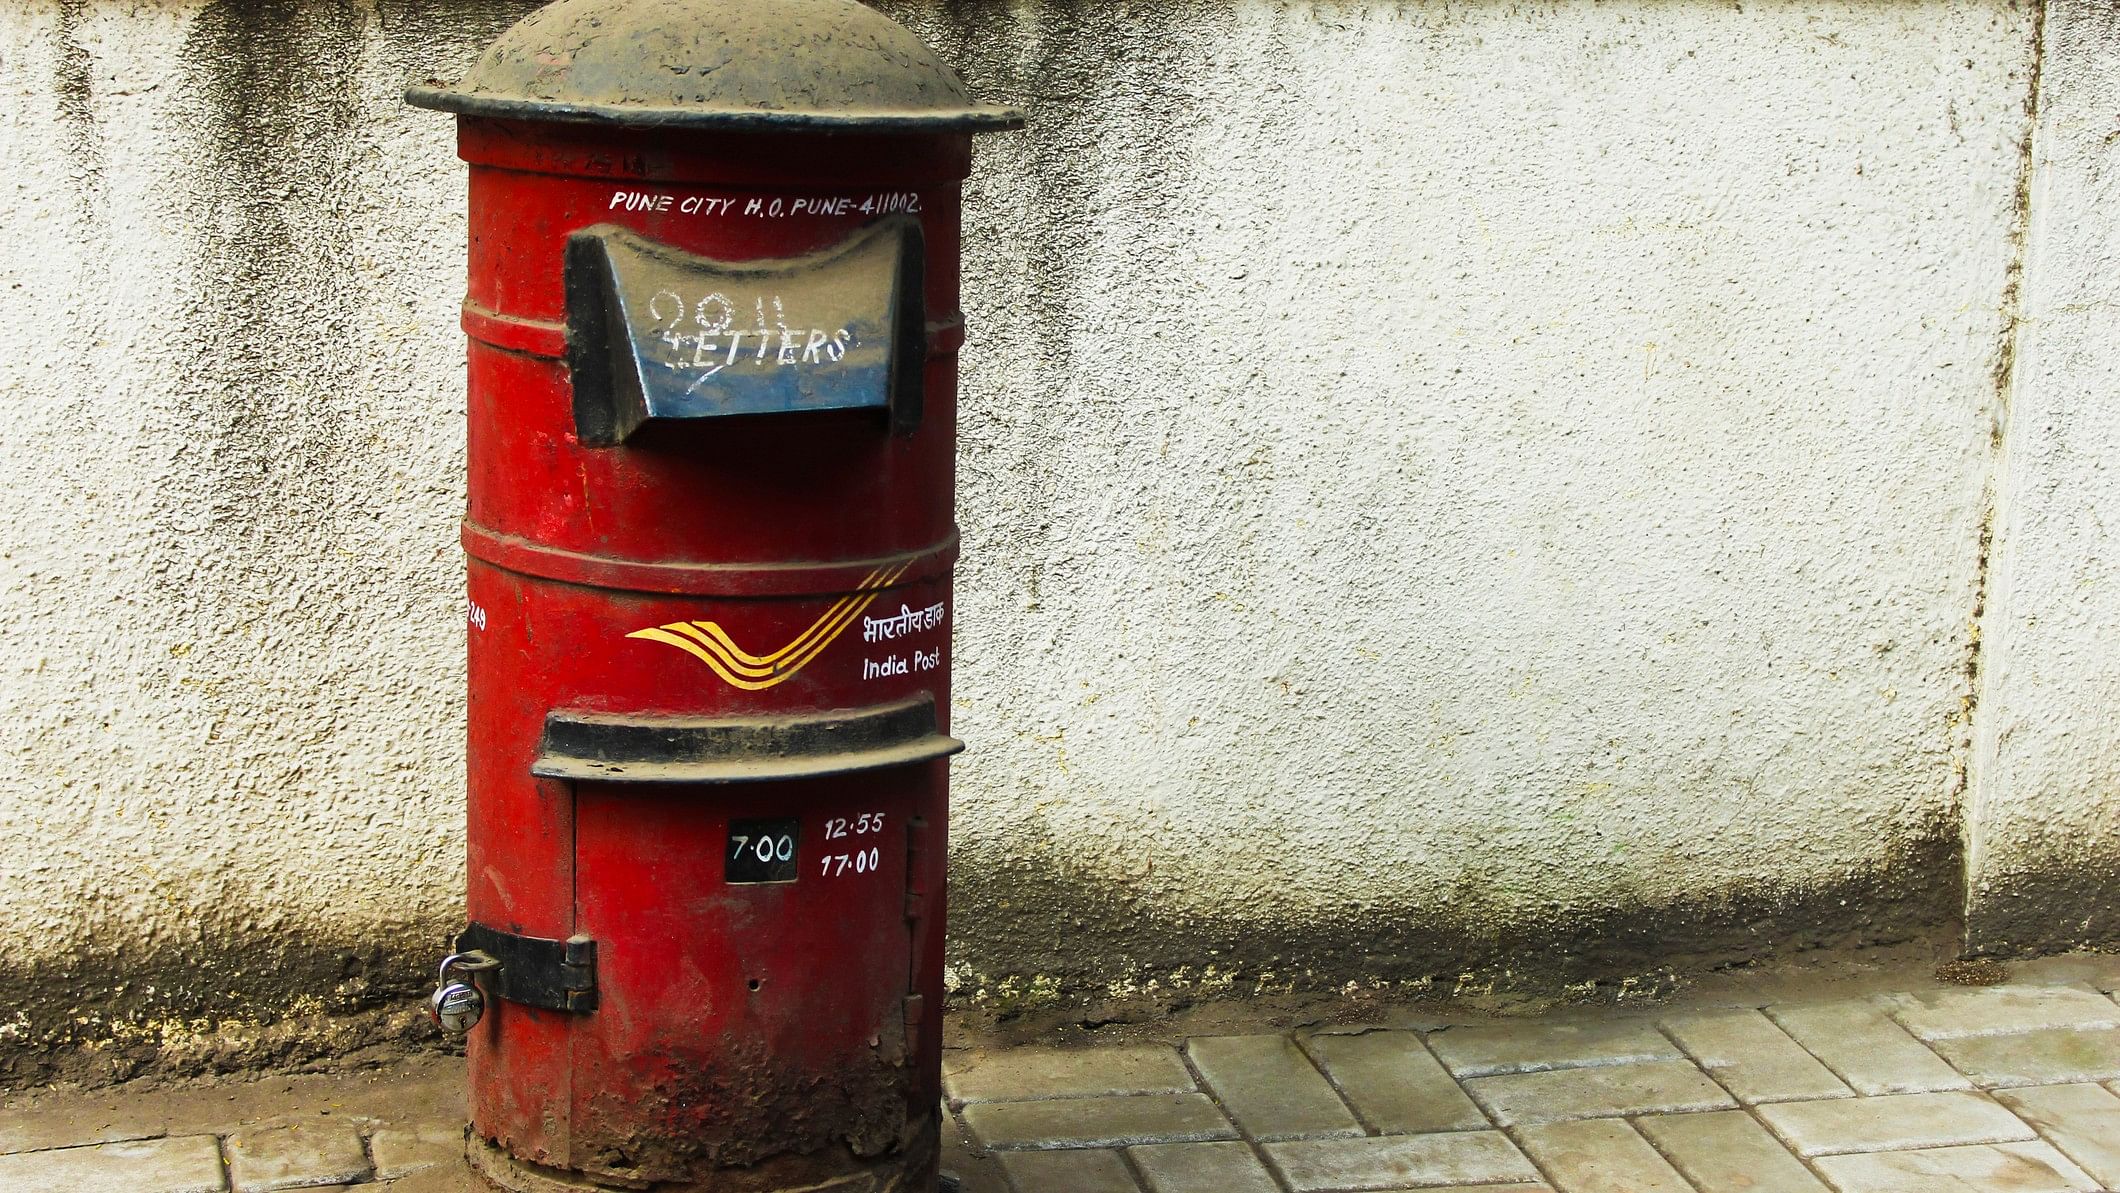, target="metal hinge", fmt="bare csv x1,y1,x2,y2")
905,815,932,925
455,923,599,1013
